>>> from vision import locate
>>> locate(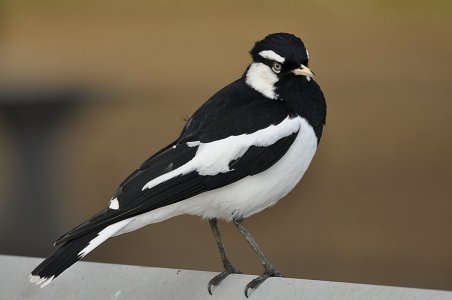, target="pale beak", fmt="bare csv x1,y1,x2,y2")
292,64,315,77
